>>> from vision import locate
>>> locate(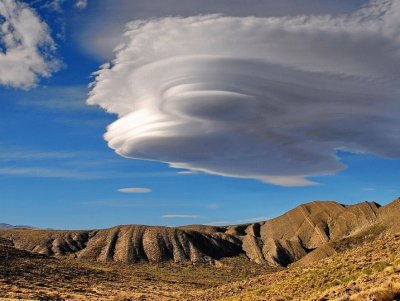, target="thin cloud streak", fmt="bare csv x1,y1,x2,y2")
0,167,178,180
161,214,204,219
0,149,85,161
206,204,220,209
0,147,177,180
118,187,152,193
14,86,93,112
236,216,270,223
362,188,376,192
207,221,231,226
81,200,195,209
